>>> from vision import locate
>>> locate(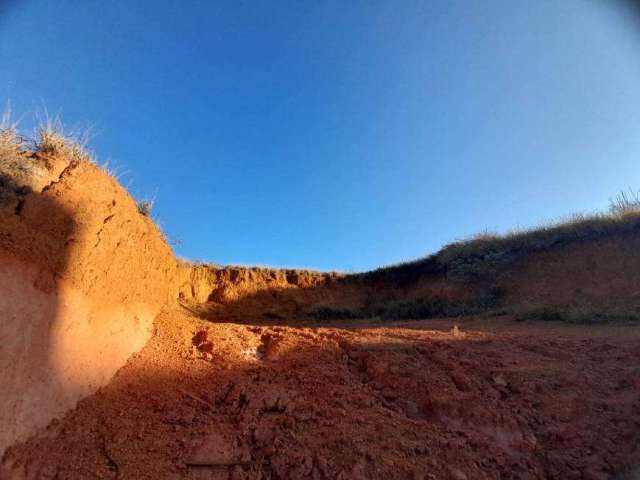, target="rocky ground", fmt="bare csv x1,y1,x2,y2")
3,311,640,480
